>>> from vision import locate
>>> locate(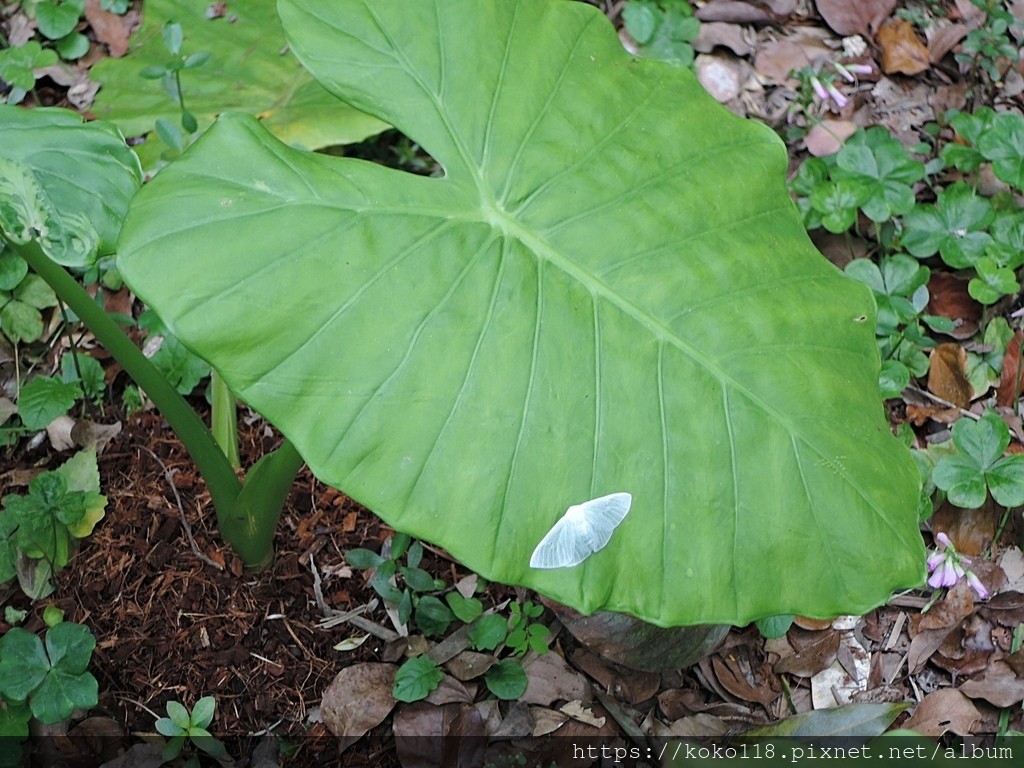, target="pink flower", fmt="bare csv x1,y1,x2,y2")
928,559,958,588
966,571,990,600
925,531,989,600
826,83,849,108
834,63,856,83
810,76,829,101
845,63,874,75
